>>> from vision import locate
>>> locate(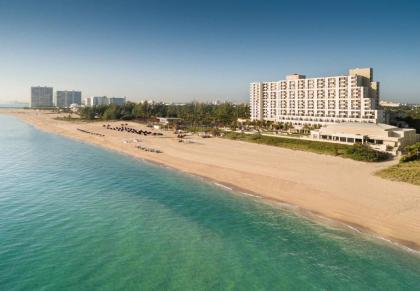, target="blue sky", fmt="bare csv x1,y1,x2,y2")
0,0,419,103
